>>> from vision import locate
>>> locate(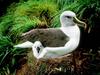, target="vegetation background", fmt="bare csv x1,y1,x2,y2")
0,0,100,75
